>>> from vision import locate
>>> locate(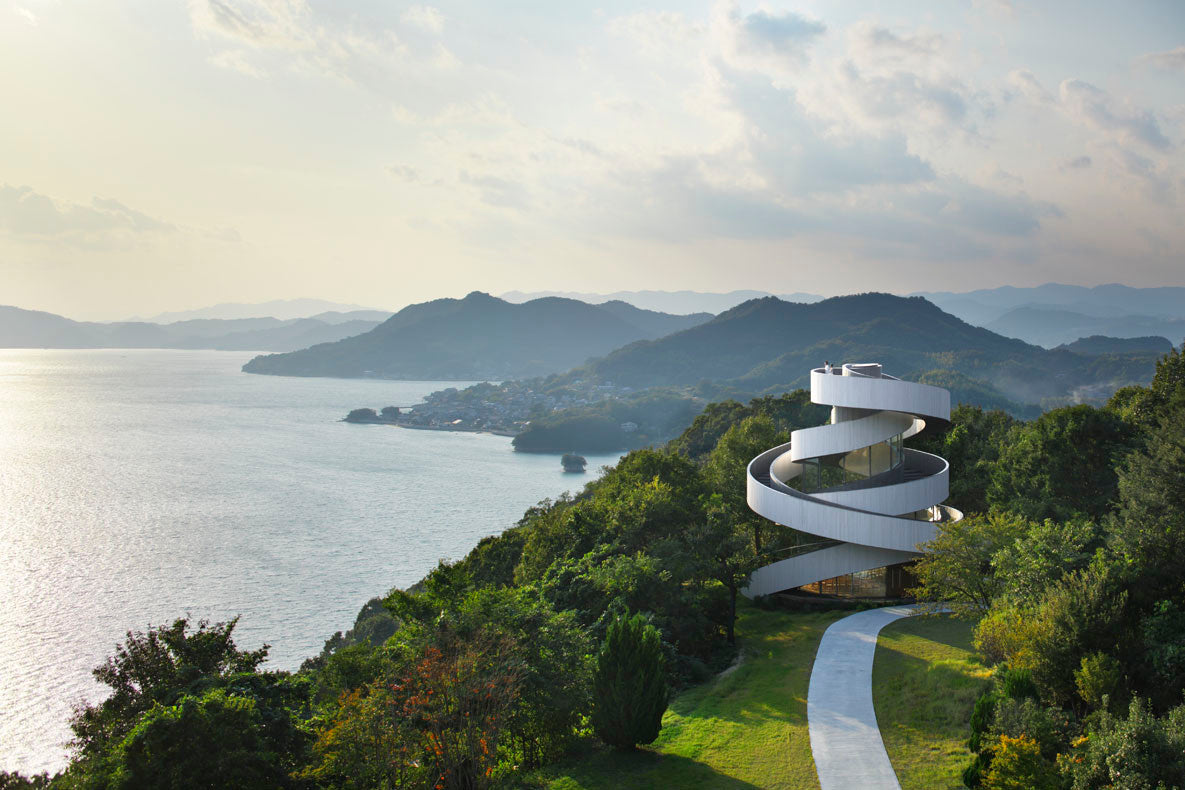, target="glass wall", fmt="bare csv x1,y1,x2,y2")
797,562,916,599
791,431,905,493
